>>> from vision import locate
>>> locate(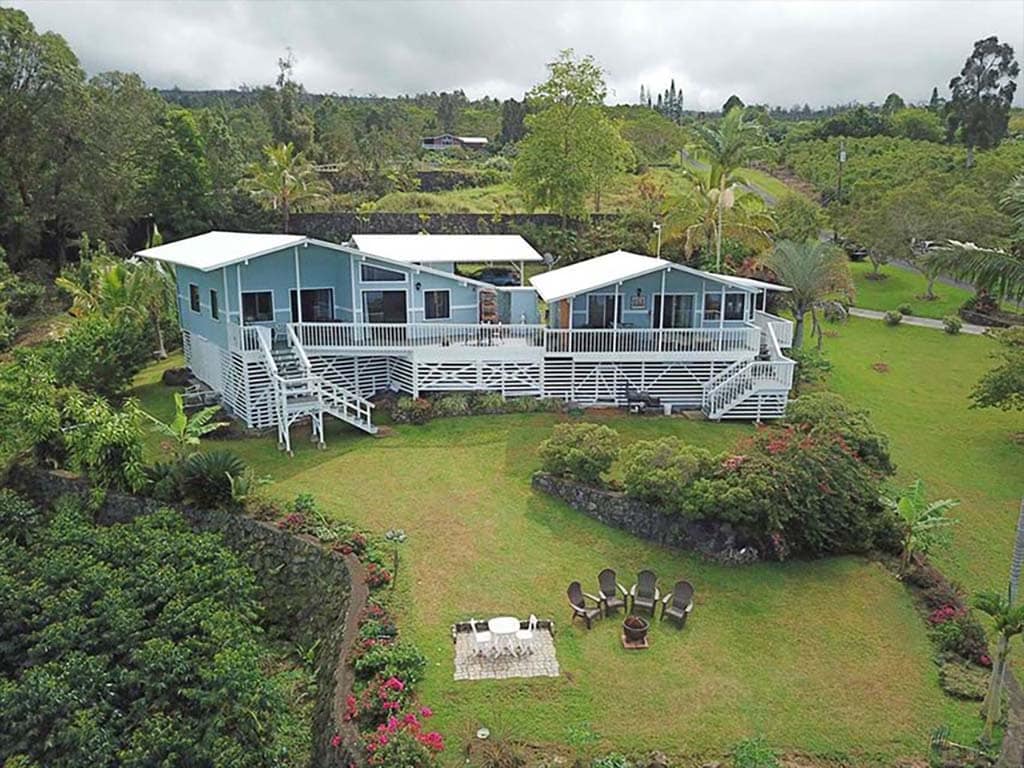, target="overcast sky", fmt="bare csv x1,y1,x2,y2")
10,0,1024,109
